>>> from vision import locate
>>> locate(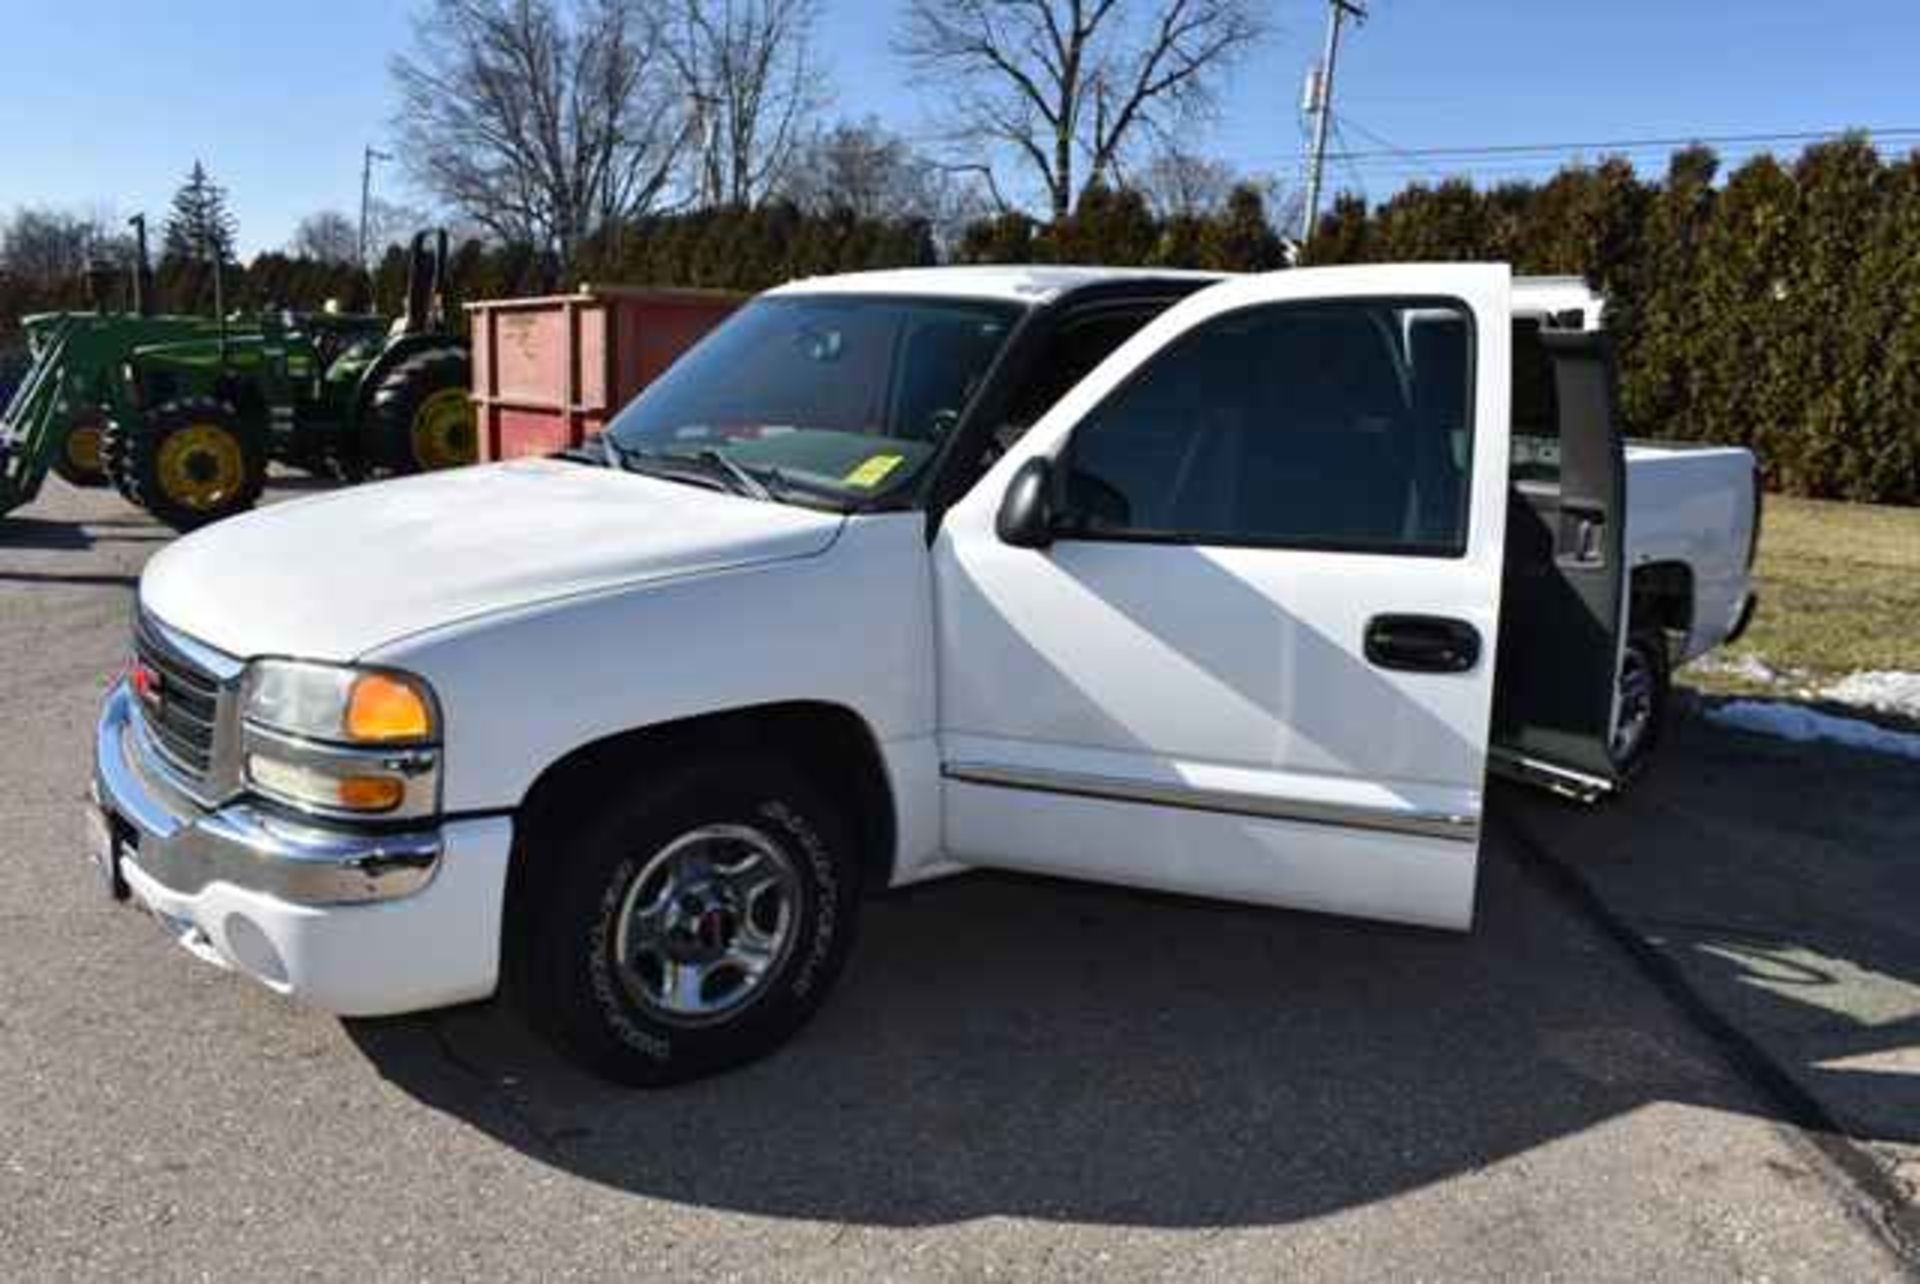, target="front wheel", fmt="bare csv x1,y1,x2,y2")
100,397,267,532
526,759,861,1087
